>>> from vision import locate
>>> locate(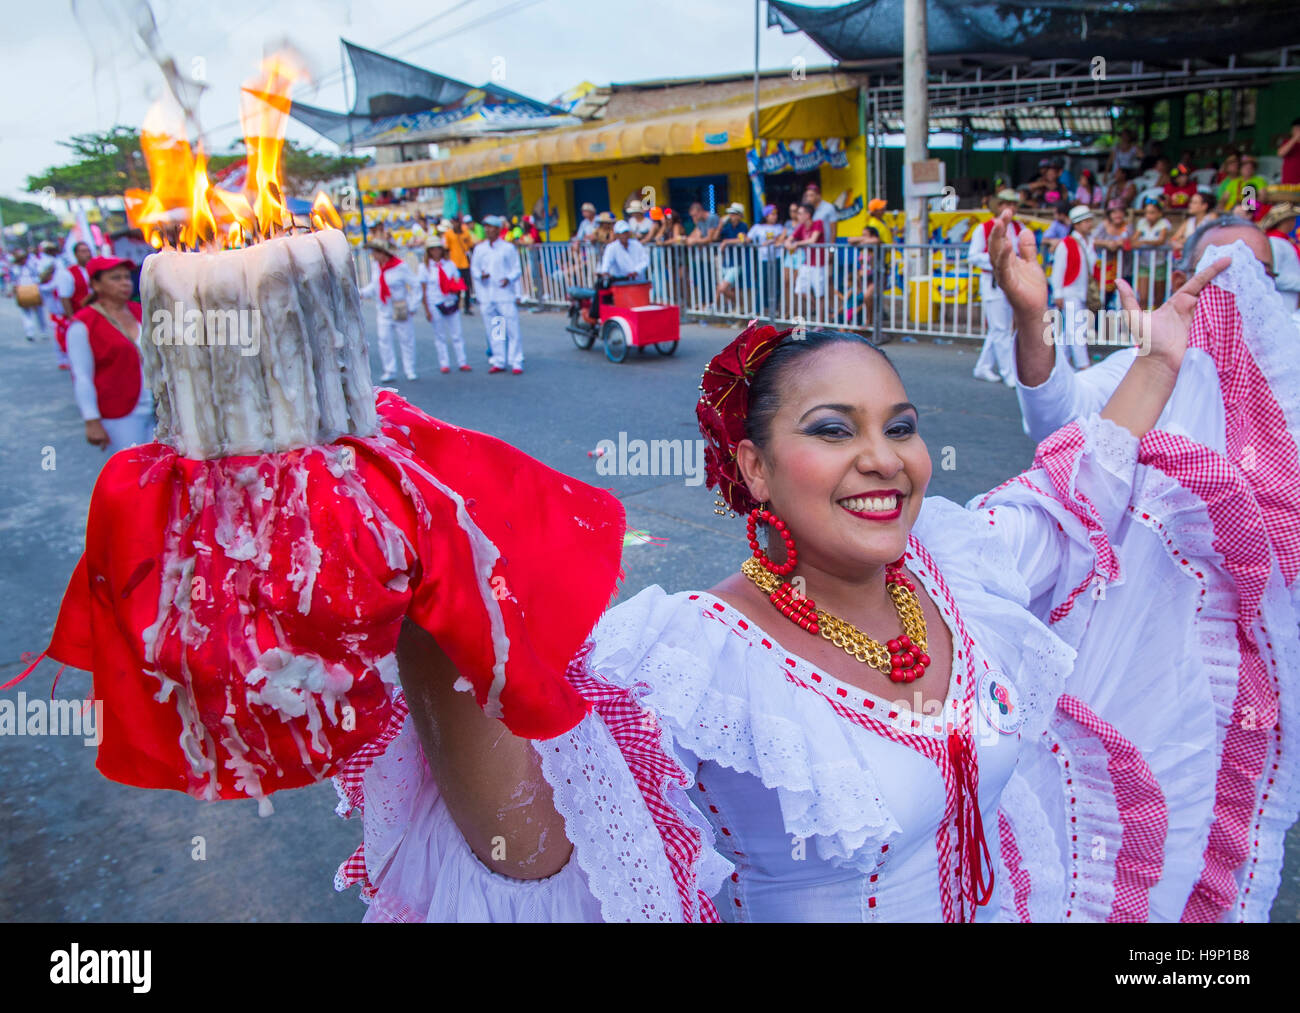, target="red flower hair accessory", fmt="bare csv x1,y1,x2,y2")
696,319,795,515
